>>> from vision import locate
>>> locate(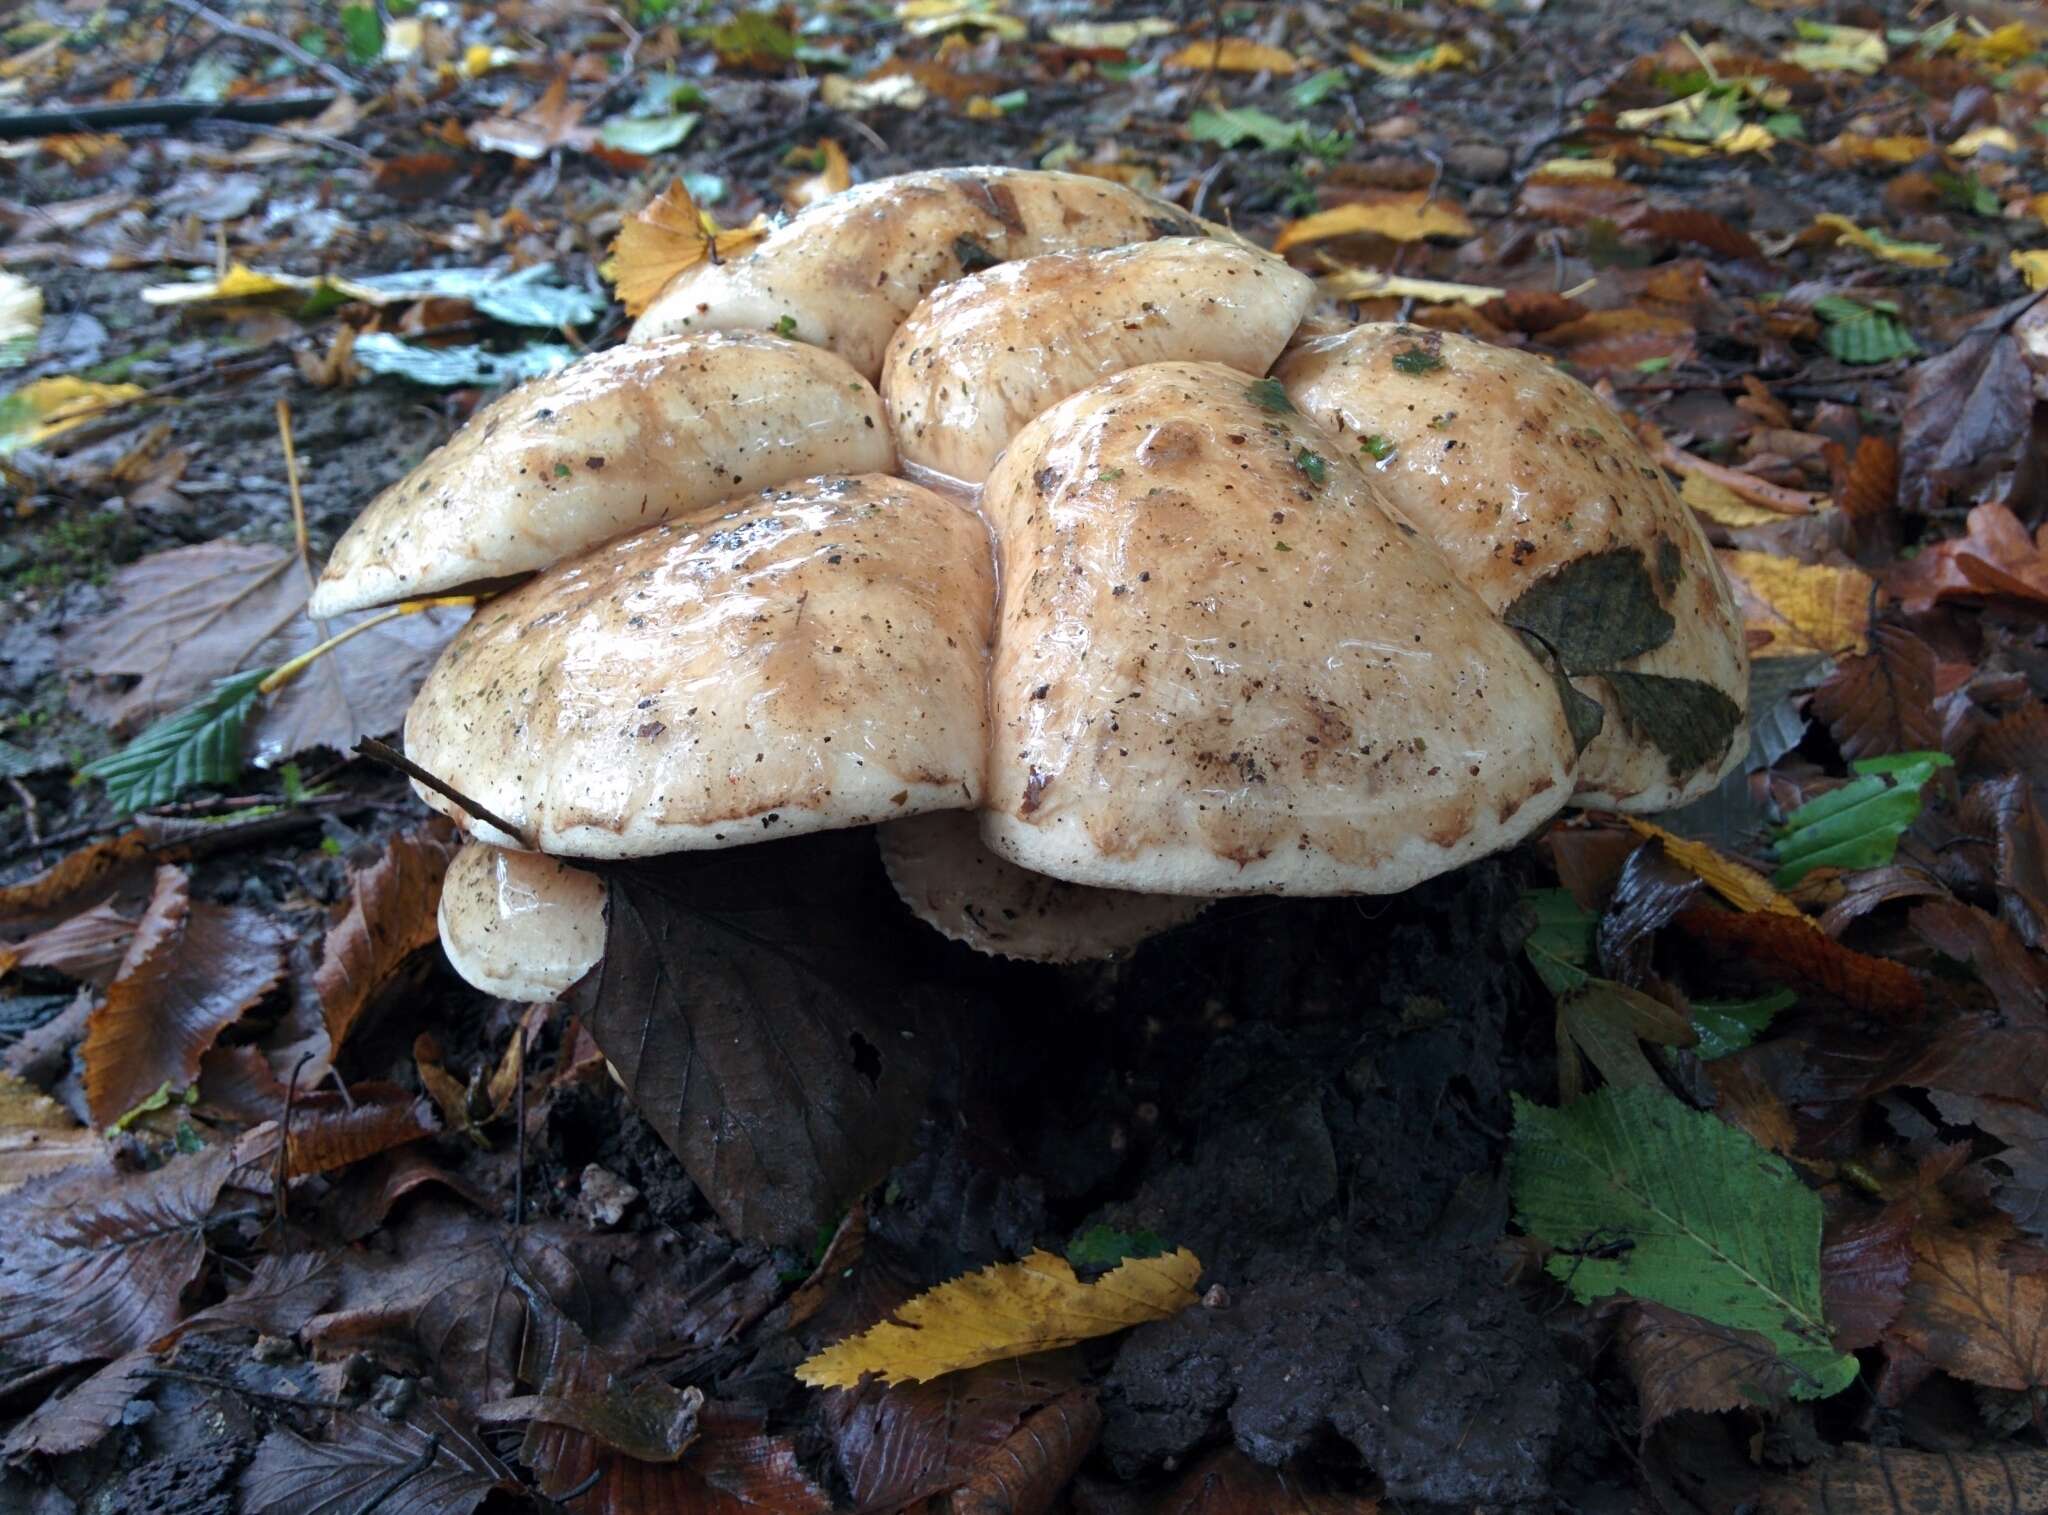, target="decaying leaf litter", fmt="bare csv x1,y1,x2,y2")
4,0,2048,1508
